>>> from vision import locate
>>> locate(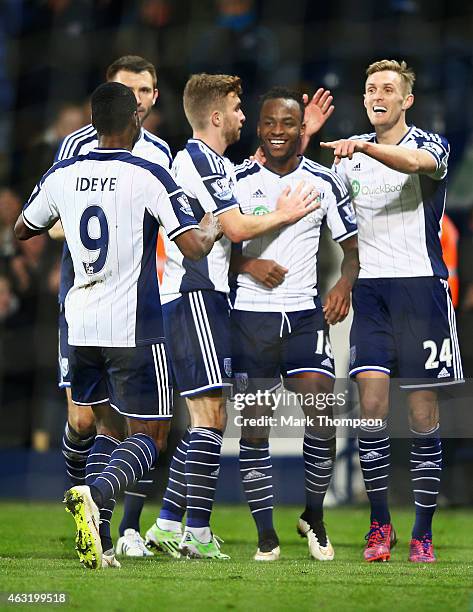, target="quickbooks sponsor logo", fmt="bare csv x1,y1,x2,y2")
351,179,360,197
351,180,411,197
253,205,270,215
